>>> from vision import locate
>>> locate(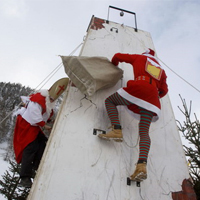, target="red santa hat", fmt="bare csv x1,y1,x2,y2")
142,48,155,56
